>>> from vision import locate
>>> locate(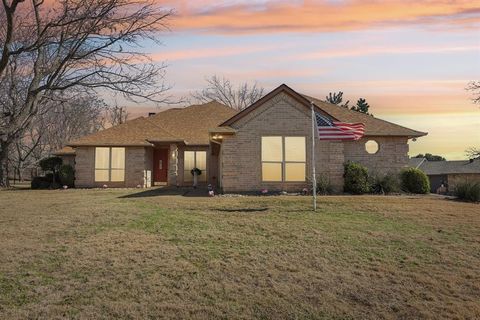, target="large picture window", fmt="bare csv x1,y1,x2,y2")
95,147,125,182
184,151,207,182
261,136,306,182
